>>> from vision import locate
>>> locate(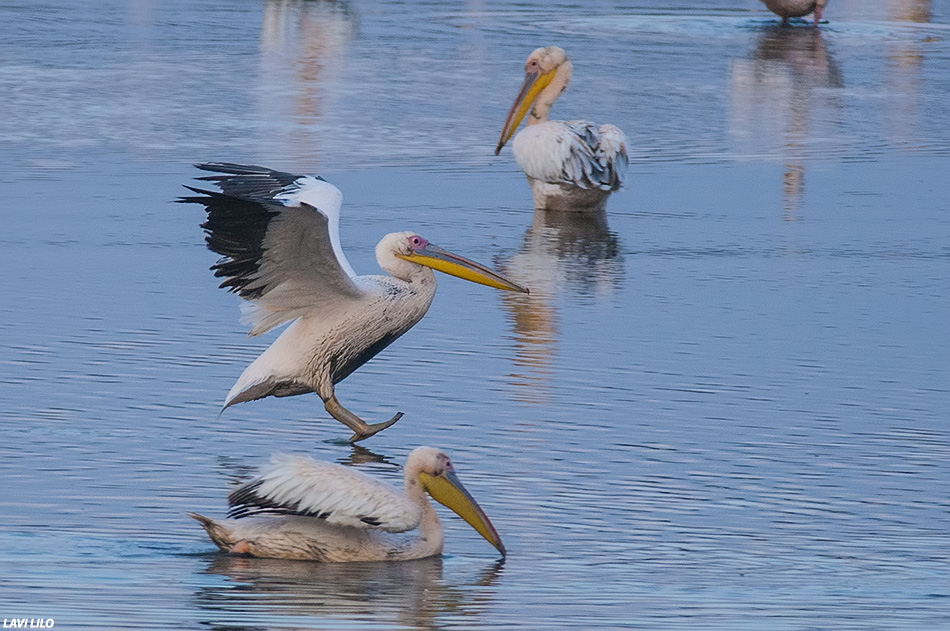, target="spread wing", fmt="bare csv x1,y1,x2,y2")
227,454,422,533
513,121,629,191
178,163,363,336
